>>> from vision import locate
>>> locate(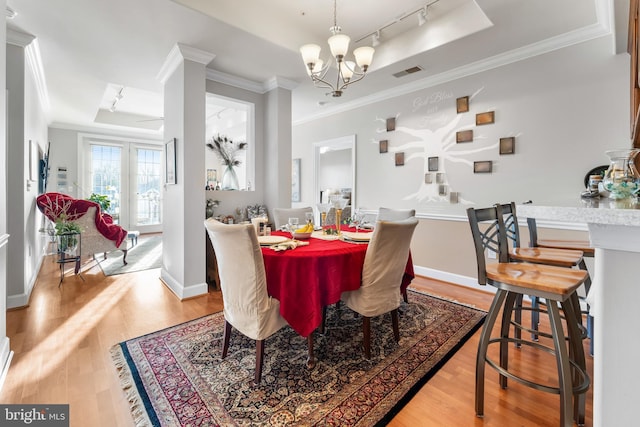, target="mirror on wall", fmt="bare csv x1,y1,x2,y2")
313,135,356,222
205,93,254,191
